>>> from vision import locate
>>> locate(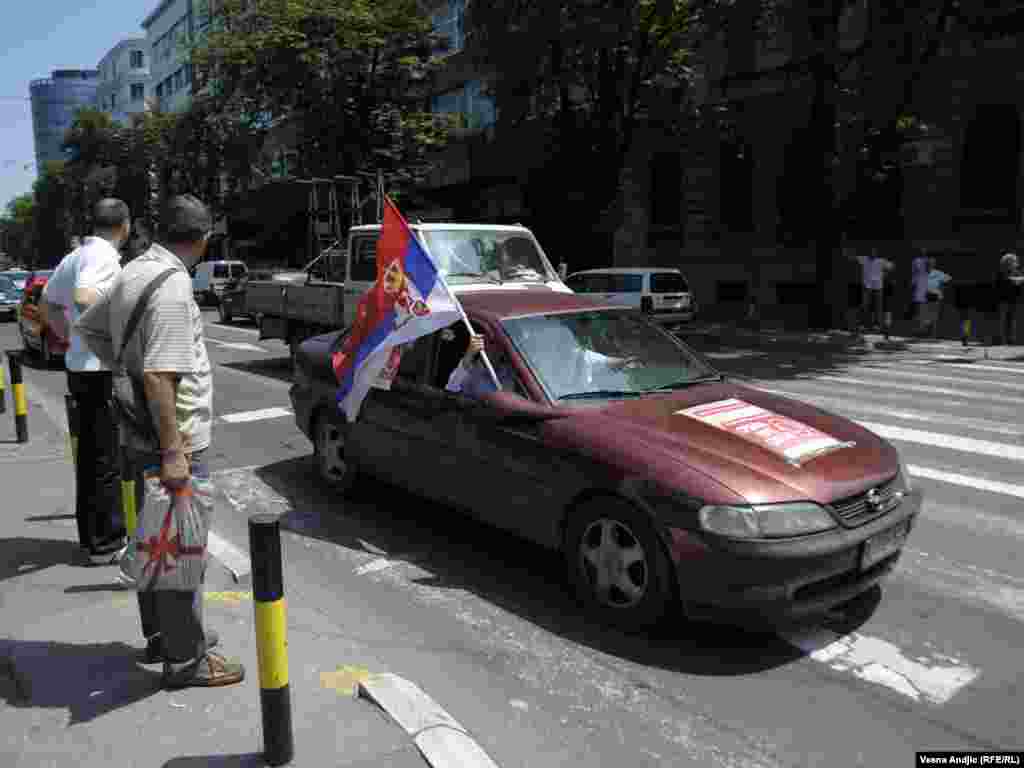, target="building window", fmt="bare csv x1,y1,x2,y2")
156,82,164,100
131,50,144,68
174,69,184,91
131,83,145,101
431,0,465,54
